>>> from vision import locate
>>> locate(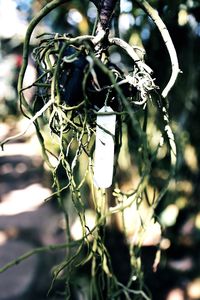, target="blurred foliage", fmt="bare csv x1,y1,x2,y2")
0,0,200,299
